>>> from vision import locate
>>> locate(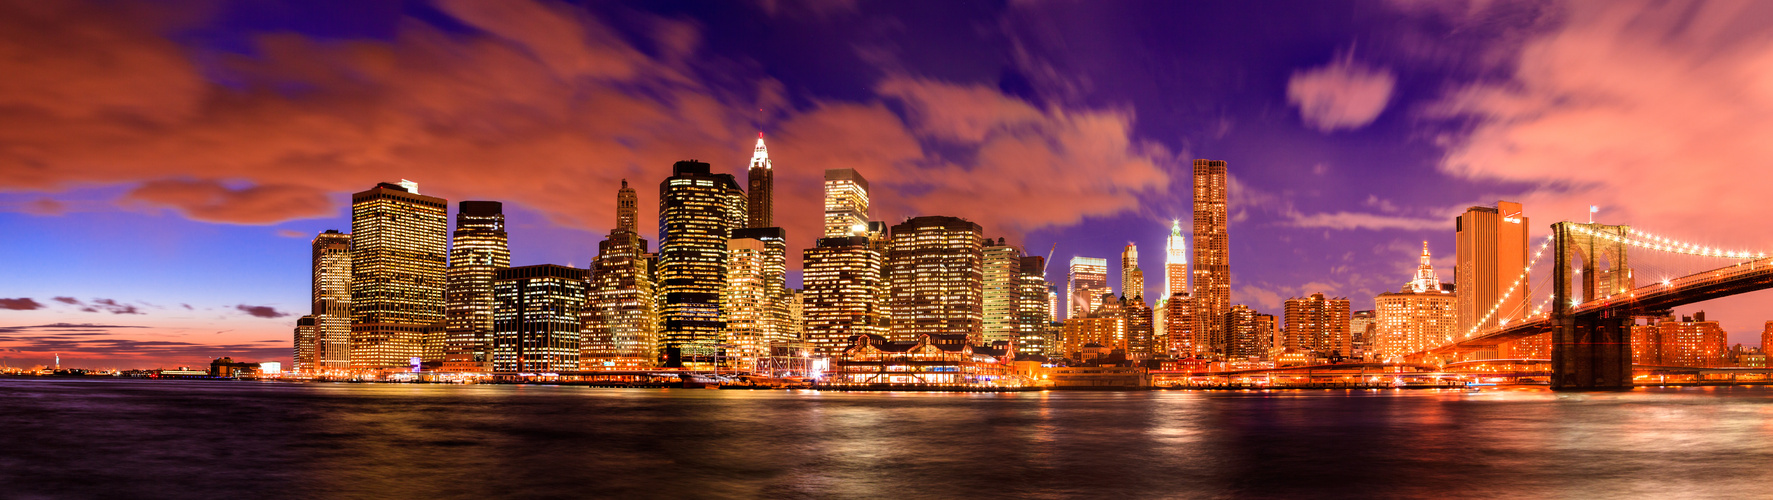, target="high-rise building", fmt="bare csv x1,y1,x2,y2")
1457,201,1536,358
492,265,587,372
1375,244,1458,360
310,230,351,372
293,315,316,373
886,216,985,343
1192,159,1231,357
1016,256,1052,356
1124,295,1154,359
657,160,744,367
442,201,510,373
746,135,773,228
983,238,1024,345
1165,220,1189,298
1068,257,1109,320
1283,293,1353,358
802,236,882,356
1224,304,1270,360
583,180,657,369
1763,321,1773,354
1633,312,1728,367
823,169,869,237
1062,295,1125,361
349,181,448,370
786,289,805,341
1349,310,1377,359
1121,243,1144,300
726,227,788,369
1163,292,1194,357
